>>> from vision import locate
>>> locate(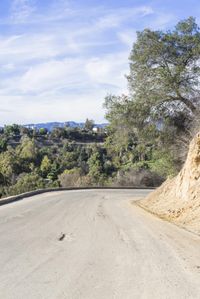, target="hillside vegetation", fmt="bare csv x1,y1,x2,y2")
0,121,165,198
1,17,200,197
